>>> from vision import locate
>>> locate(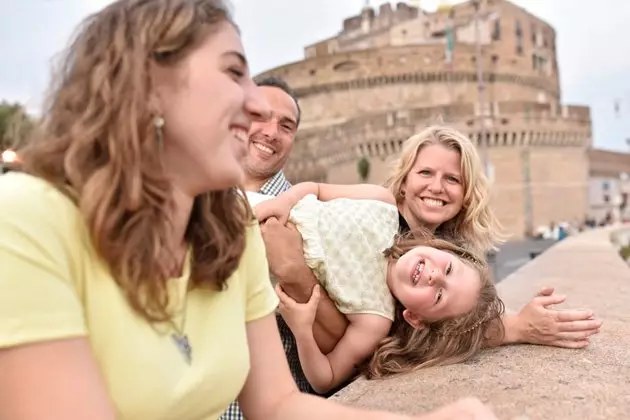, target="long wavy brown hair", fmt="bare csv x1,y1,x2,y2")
365,232,505,379
17,0,251,322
